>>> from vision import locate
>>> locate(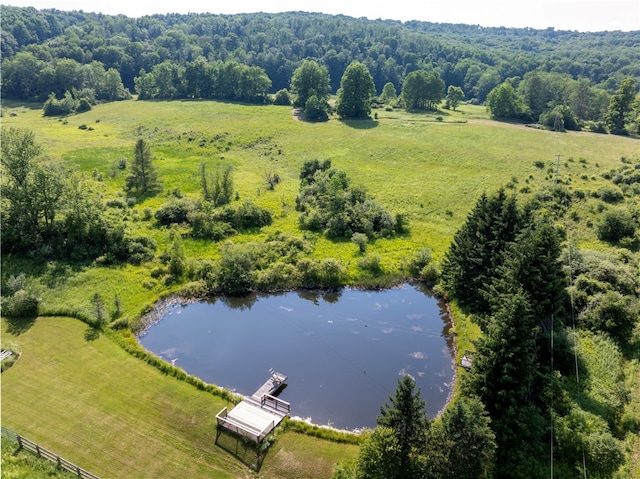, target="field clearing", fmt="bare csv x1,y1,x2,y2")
2,98,638,329
0,316,358,479
3,99,637,261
